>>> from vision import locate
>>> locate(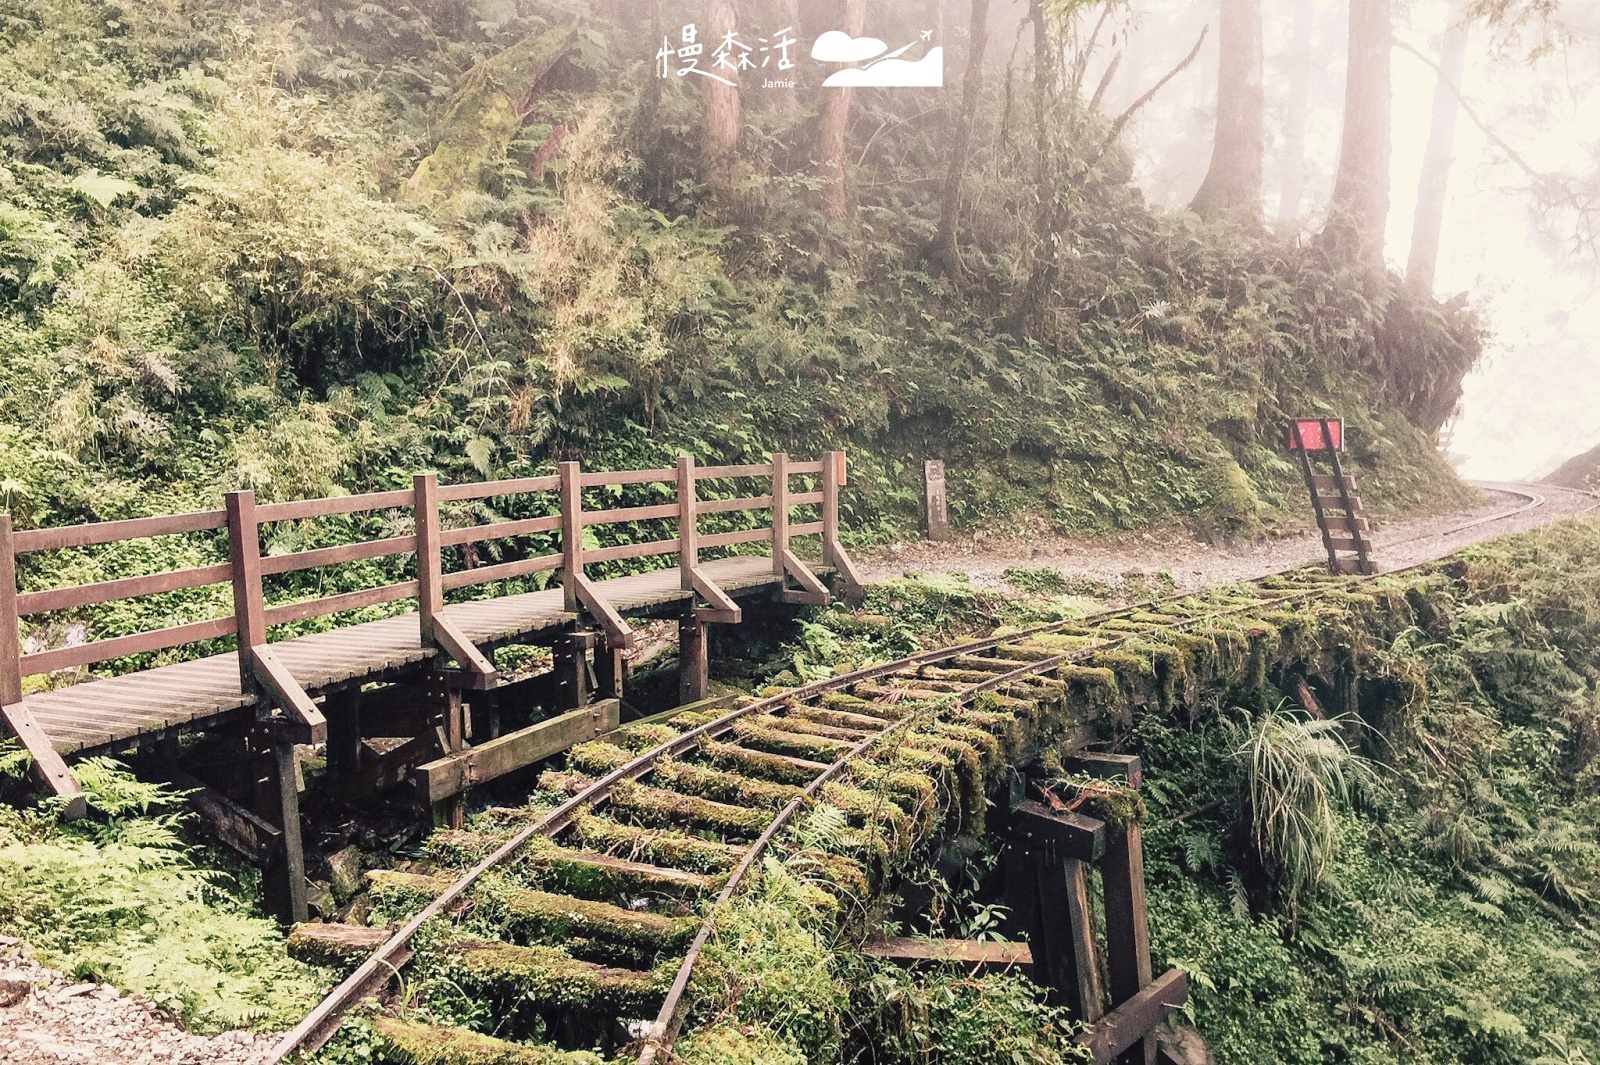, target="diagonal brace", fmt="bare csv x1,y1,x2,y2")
250,645,328,745
778,548,830,606
1,701,86,819
428,614,498,690
689,567,741,624
575,572,634,649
